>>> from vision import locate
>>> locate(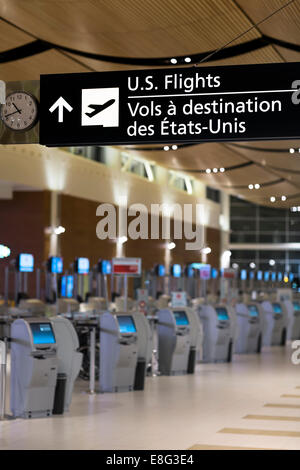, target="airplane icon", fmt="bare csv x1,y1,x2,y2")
85,99,115,118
